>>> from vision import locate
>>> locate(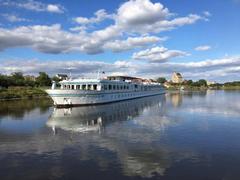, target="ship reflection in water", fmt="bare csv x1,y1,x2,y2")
1,91,240,180
45,95,188,178
47,95,169,135
47,108,103,134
